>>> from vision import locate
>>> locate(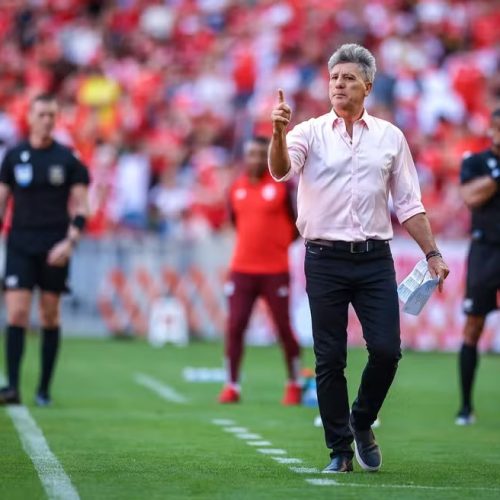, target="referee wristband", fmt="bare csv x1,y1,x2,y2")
71,215,87,231
425,250,442,261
